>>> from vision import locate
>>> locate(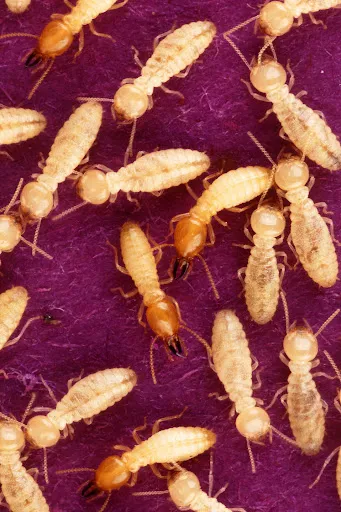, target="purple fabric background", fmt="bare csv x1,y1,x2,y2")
0,1,341,511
